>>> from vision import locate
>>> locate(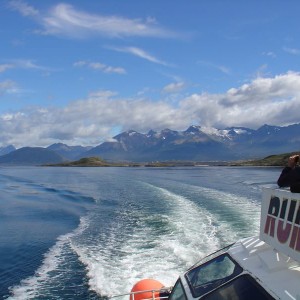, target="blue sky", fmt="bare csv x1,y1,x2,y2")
1,0,300,147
